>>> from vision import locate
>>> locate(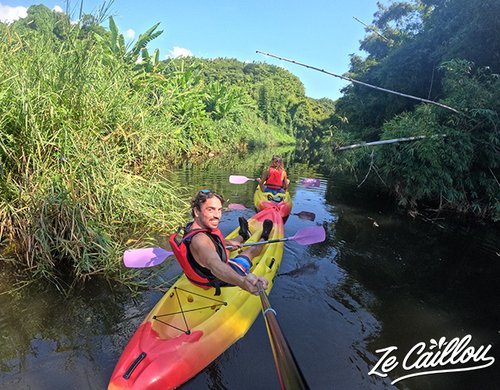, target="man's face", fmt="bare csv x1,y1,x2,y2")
194,197,223,230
